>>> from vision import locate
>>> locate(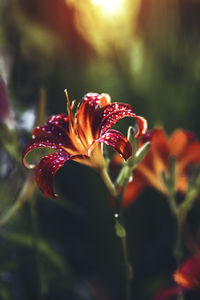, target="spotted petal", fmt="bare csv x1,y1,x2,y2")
33,113,69,138
99,103,147,137
35,150,71,198
76,93,103,143
22,136,77,169
32,113,79,152
22,138,60,169
90,129,132,161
